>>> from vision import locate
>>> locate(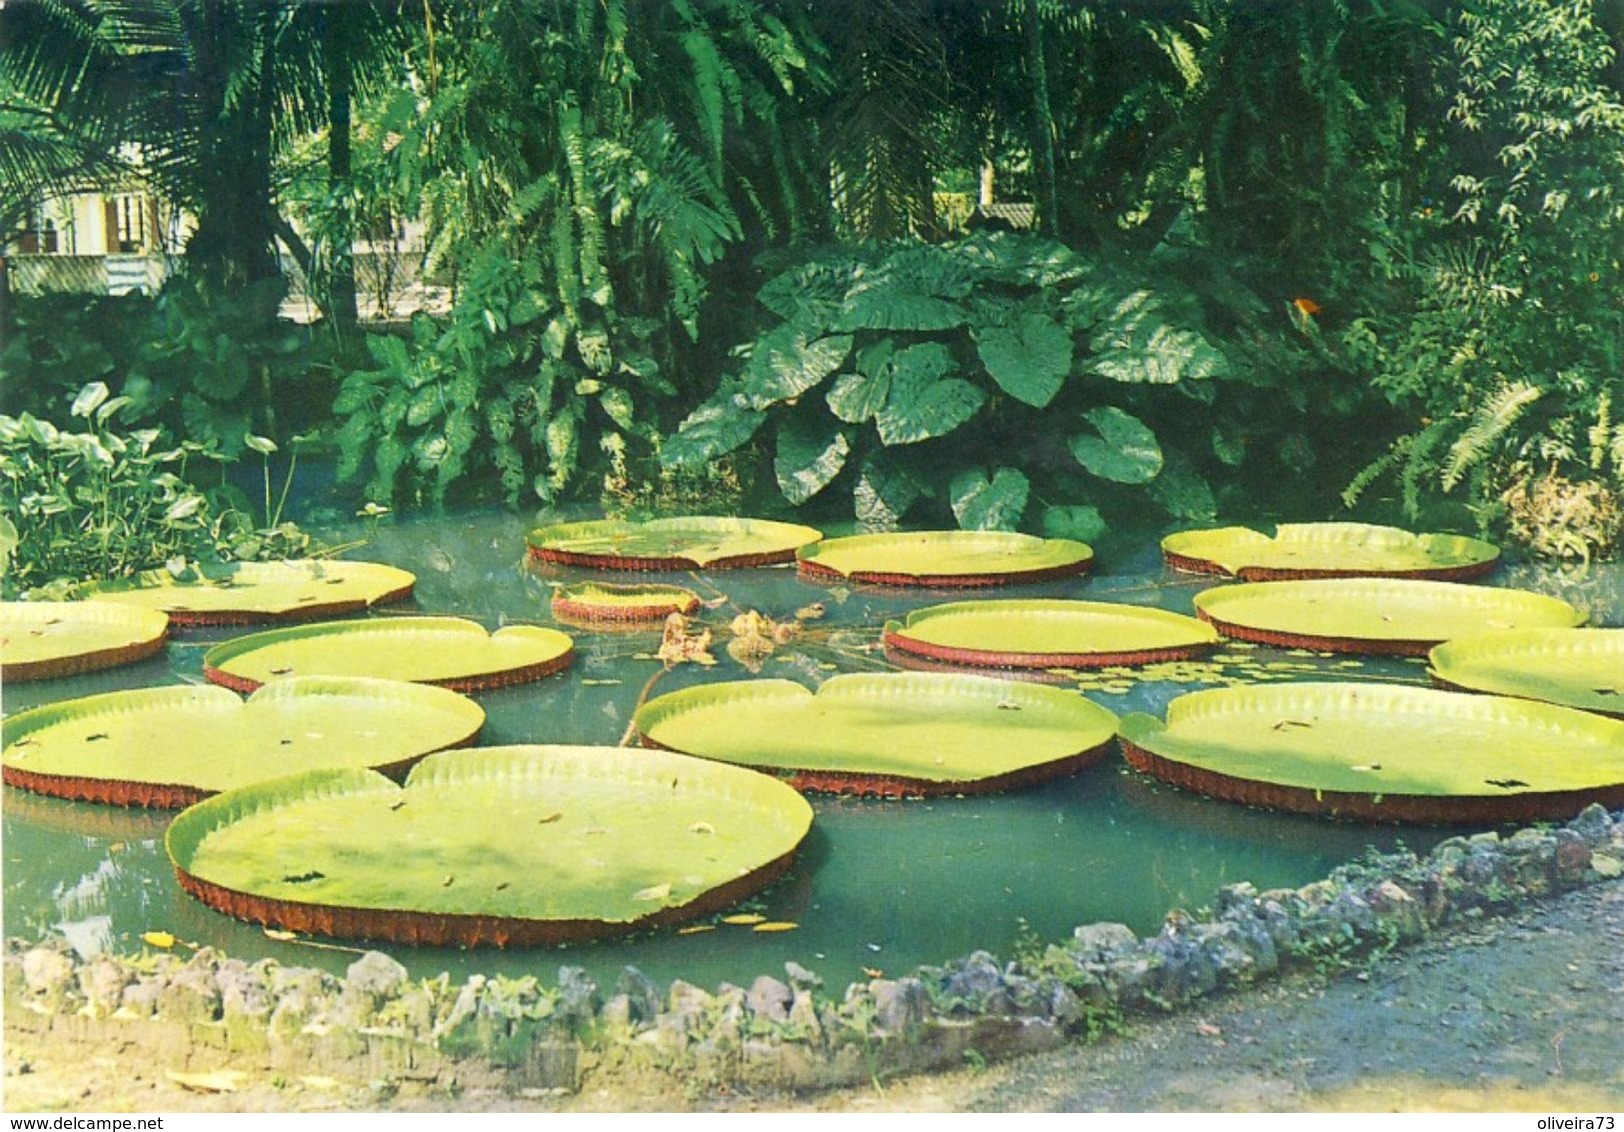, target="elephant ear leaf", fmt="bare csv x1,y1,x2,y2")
741,326,852,409
974,312,1072,408
950,467,1030,531
874,343,984,446
775,416,850,506
660,385,765,469
1070,406,1163,484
